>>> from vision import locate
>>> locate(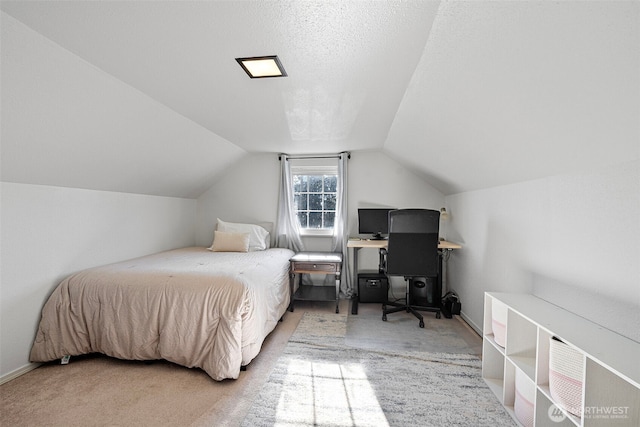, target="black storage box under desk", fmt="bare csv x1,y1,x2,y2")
358,271,389,303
